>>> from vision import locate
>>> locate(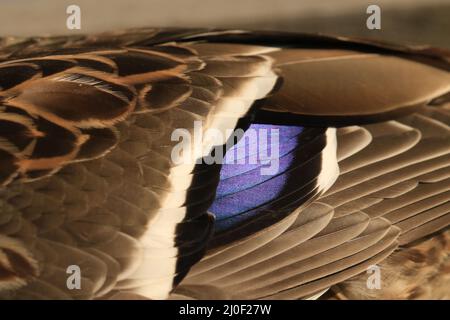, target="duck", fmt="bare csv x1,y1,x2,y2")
0,28,449,300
